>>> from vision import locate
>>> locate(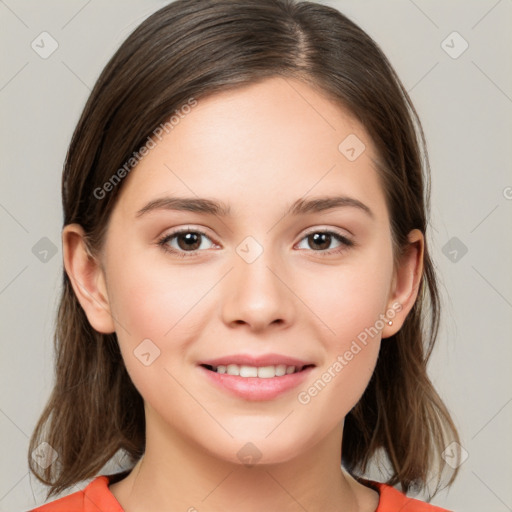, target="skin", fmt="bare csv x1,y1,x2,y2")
63,76,424,512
